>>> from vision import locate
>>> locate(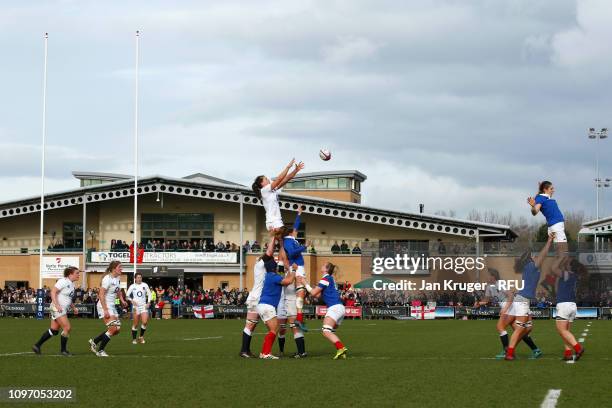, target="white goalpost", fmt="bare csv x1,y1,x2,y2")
38,33,48,290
